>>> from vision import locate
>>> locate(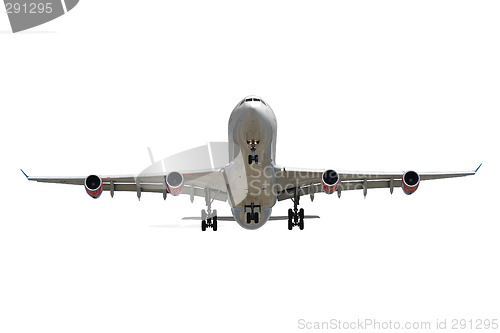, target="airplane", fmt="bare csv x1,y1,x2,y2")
22,96,481,231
